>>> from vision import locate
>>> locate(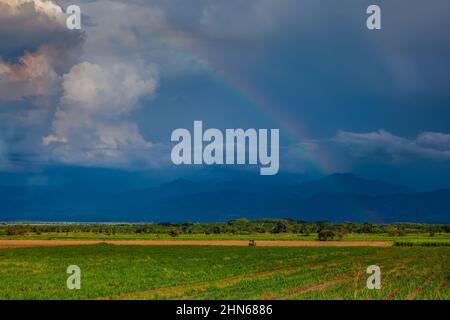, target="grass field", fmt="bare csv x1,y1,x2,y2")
0,244,448,300
1,232,449,246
